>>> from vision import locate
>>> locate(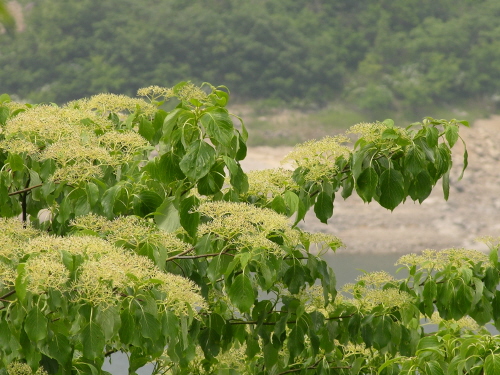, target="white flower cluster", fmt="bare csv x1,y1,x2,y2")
0,220,206,314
